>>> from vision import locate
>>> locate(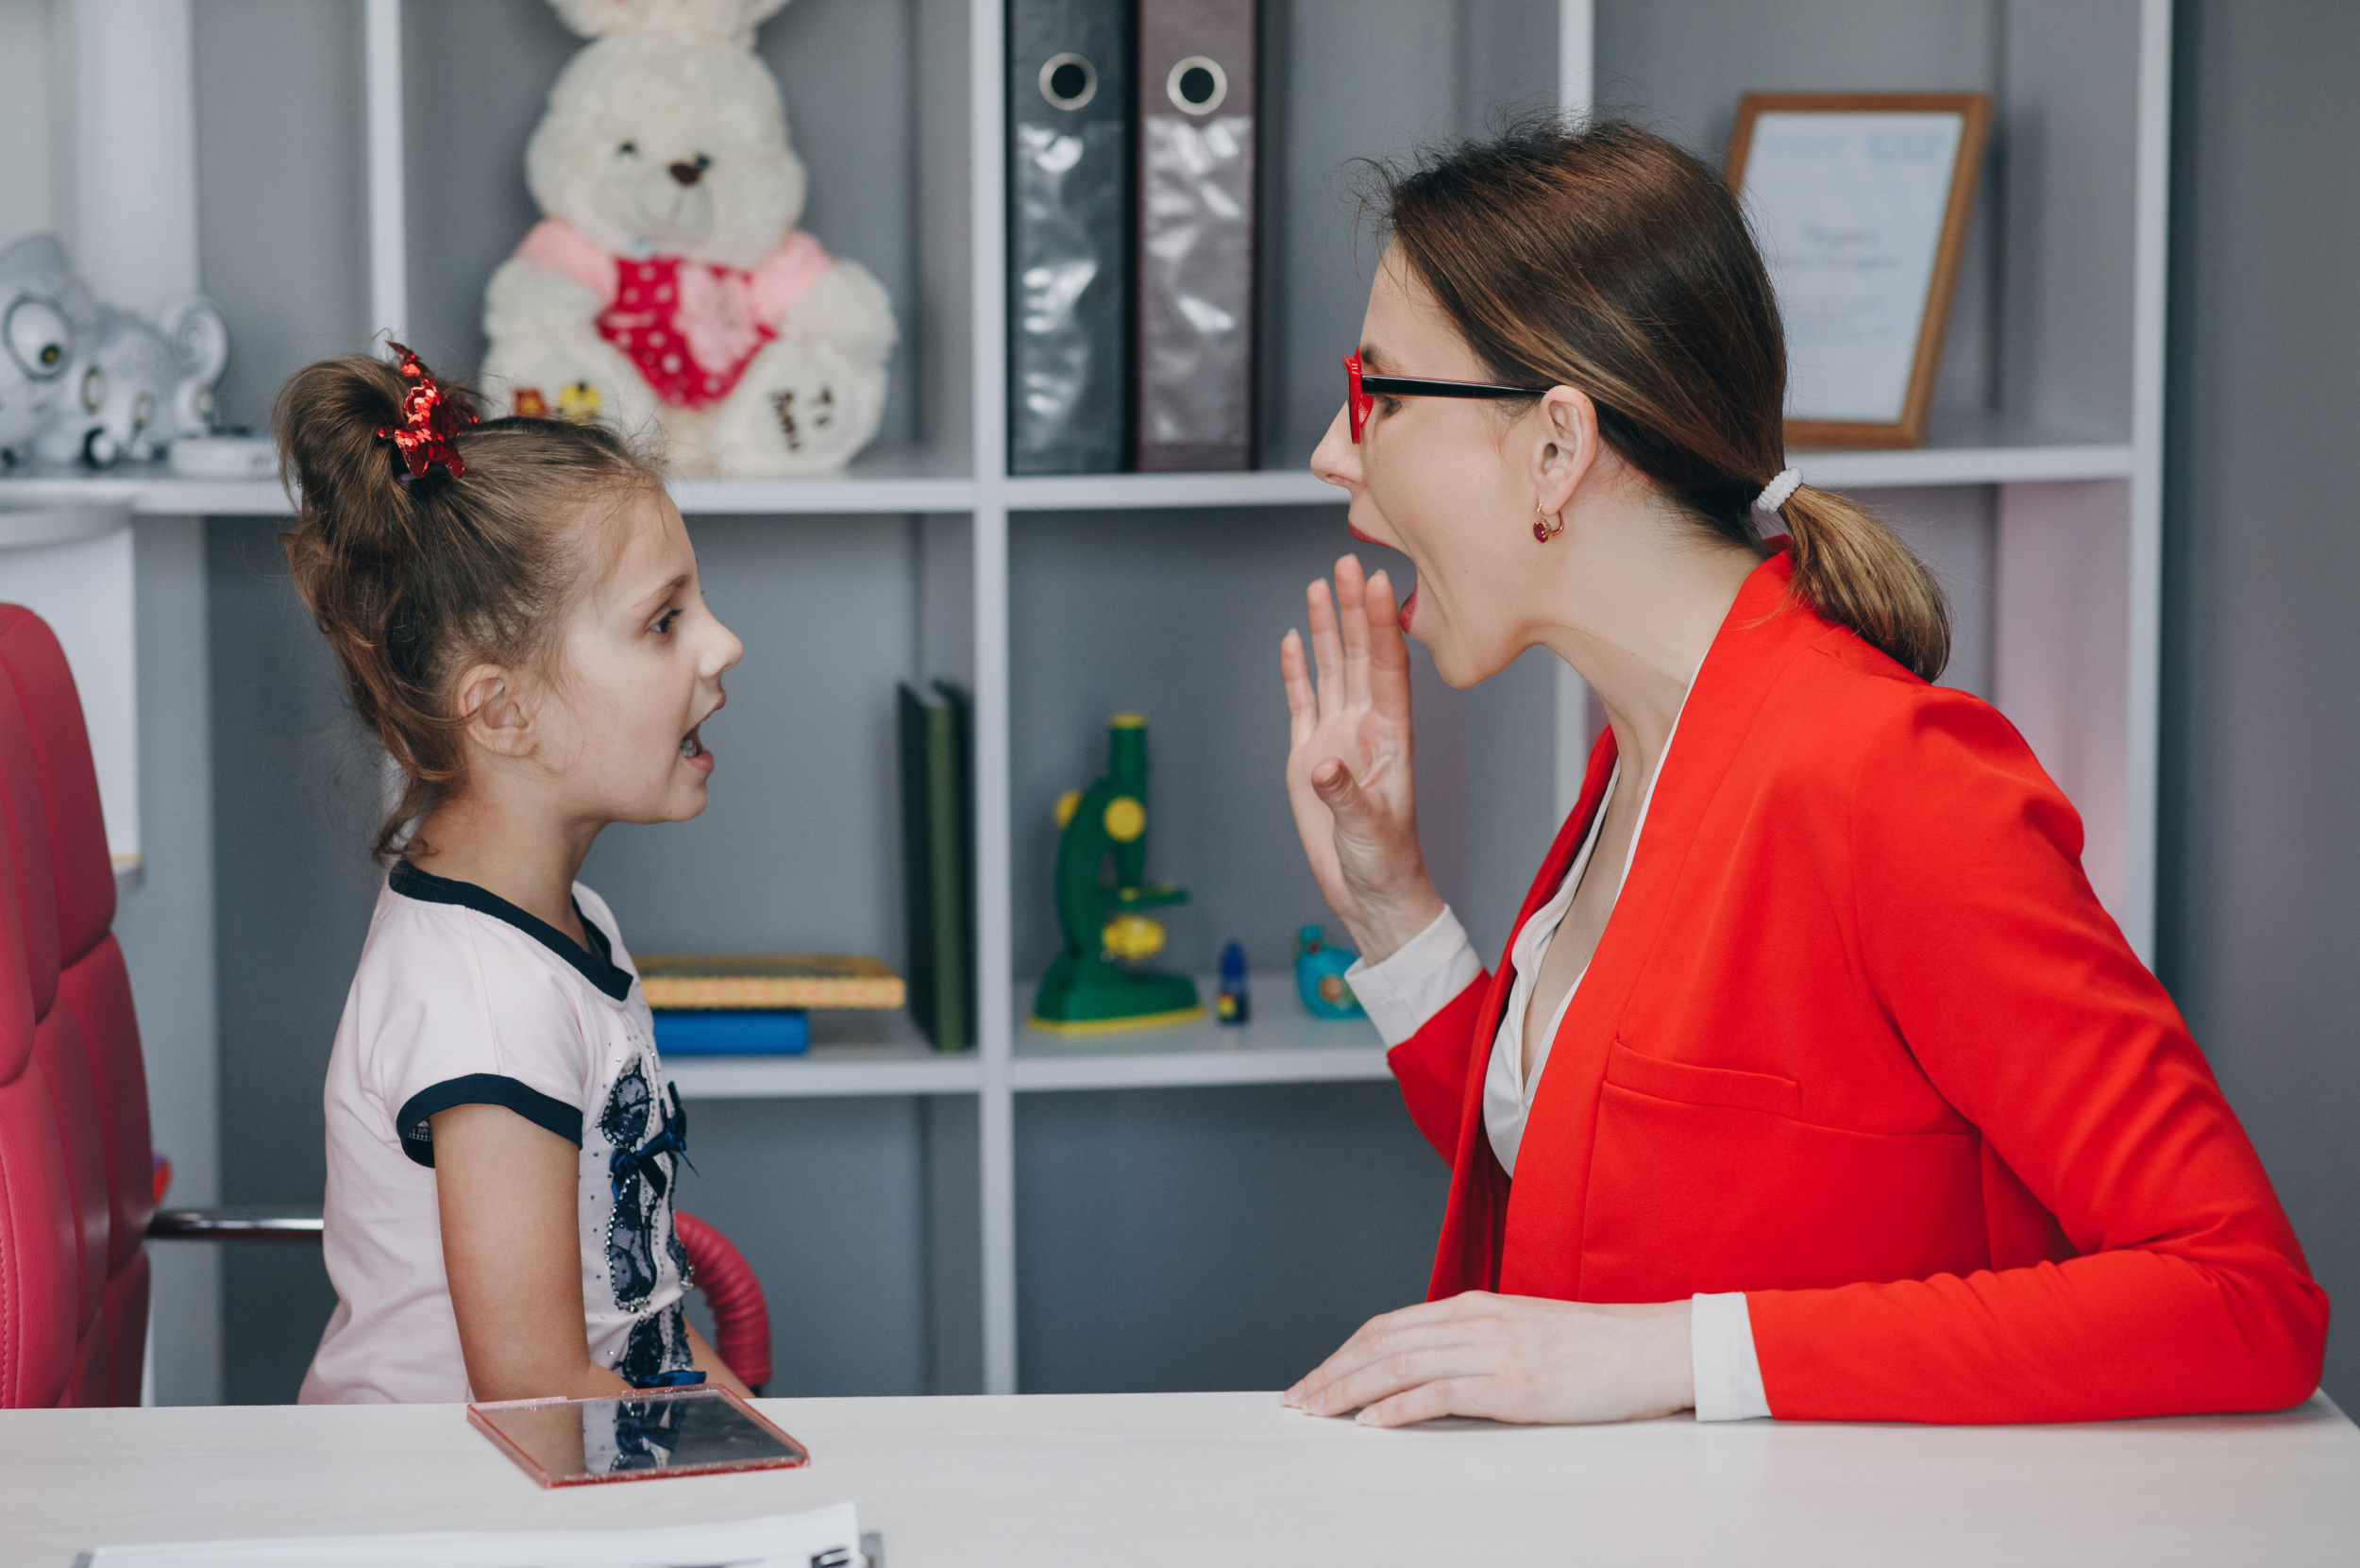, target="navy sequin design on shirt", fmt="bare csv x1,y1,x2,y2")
599,1061,697,1384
